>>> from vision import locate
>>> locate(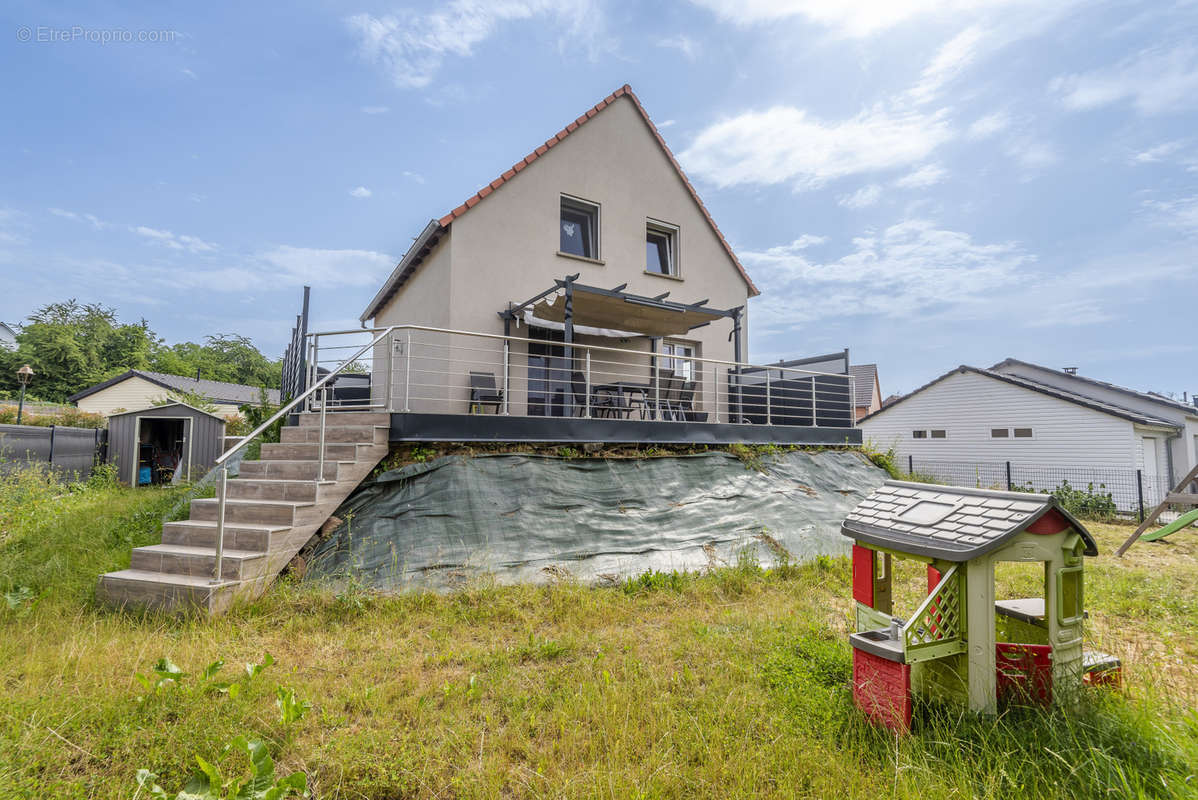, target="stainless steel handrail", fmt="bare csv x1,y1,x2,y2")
208,325,396,585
